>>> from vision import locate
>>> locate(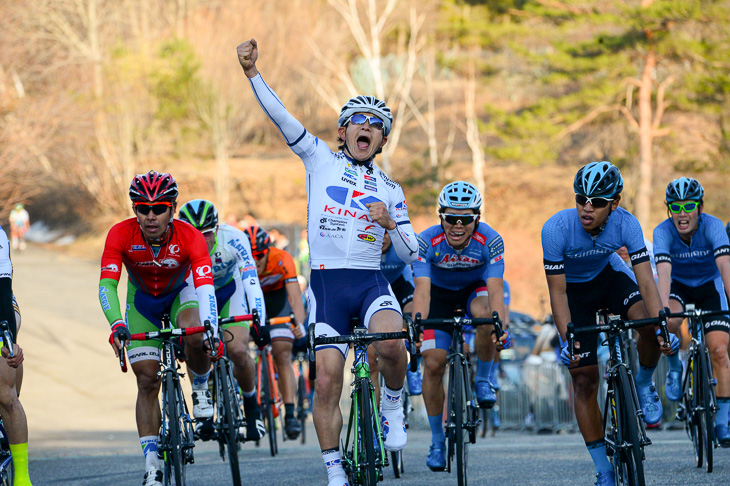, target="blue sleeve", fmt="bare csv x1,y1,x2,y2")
623,212,647,254
706,216,730,258
541,214,565,275
413,234,432,279
652,222,672,264
484,232,505,279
